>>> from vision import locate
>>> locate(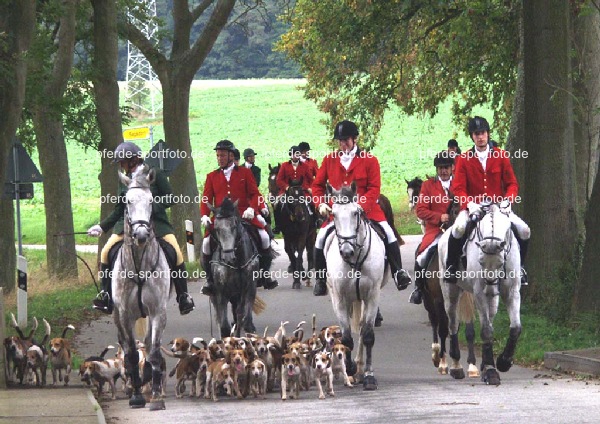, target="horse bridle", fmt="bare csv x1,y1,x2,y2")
333,200,372,268
471,207,512,284
210,216,258,269
125,187,153,239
